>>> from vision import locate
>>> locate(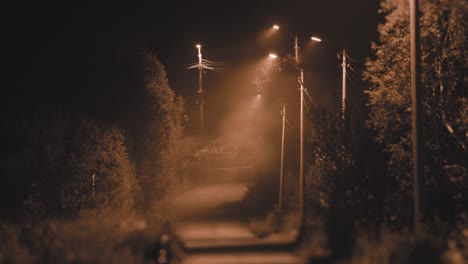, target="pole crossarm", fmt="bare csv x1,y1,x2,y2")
187,60,217,71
